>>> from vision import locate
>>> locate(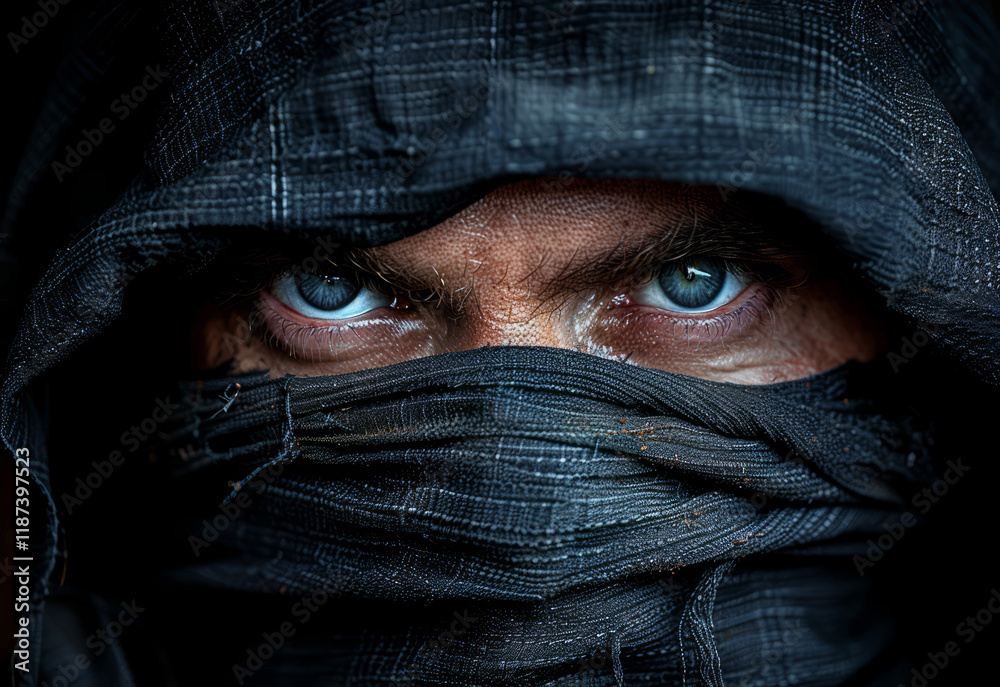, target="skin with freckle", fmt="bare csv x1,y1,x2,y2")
192,178,886,384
